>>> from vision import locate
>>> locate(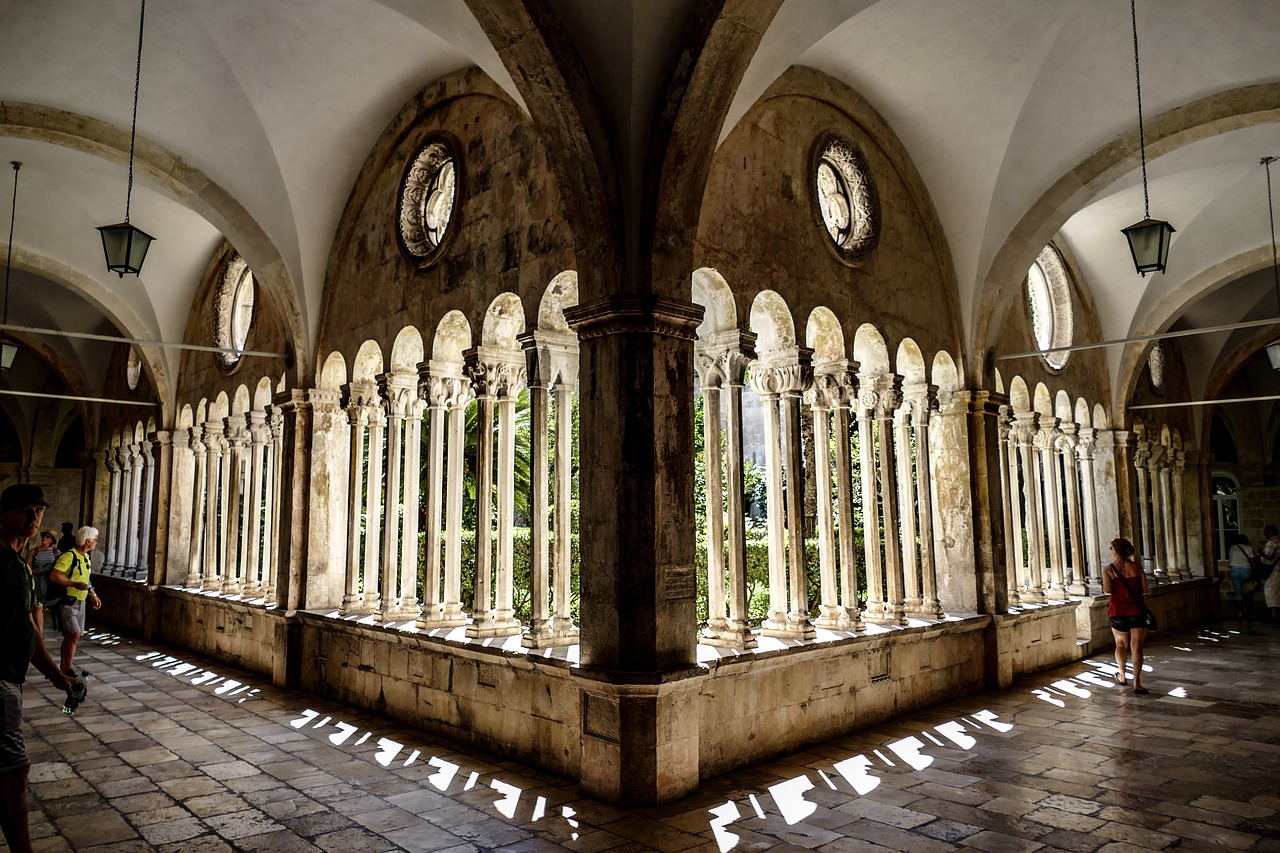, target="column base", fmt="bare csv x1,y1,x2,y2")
577,673,701,806
465,615,522,638
416,608,469,631
700,620,757,648
521,619,580,649
761,612,816,640
907,599,944,620
815,608,862,632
